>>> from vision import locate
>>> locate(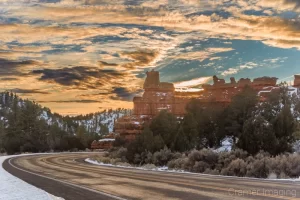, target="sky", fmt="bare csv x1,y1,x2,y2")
1,0,300,115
